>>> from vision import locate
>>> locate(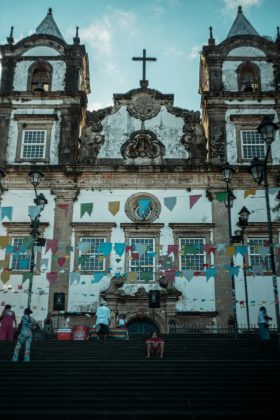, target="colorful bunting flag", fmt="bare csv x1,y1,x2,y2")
80,203,93,218
189,194,202,209
108,201,120,216
164,197,177,211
